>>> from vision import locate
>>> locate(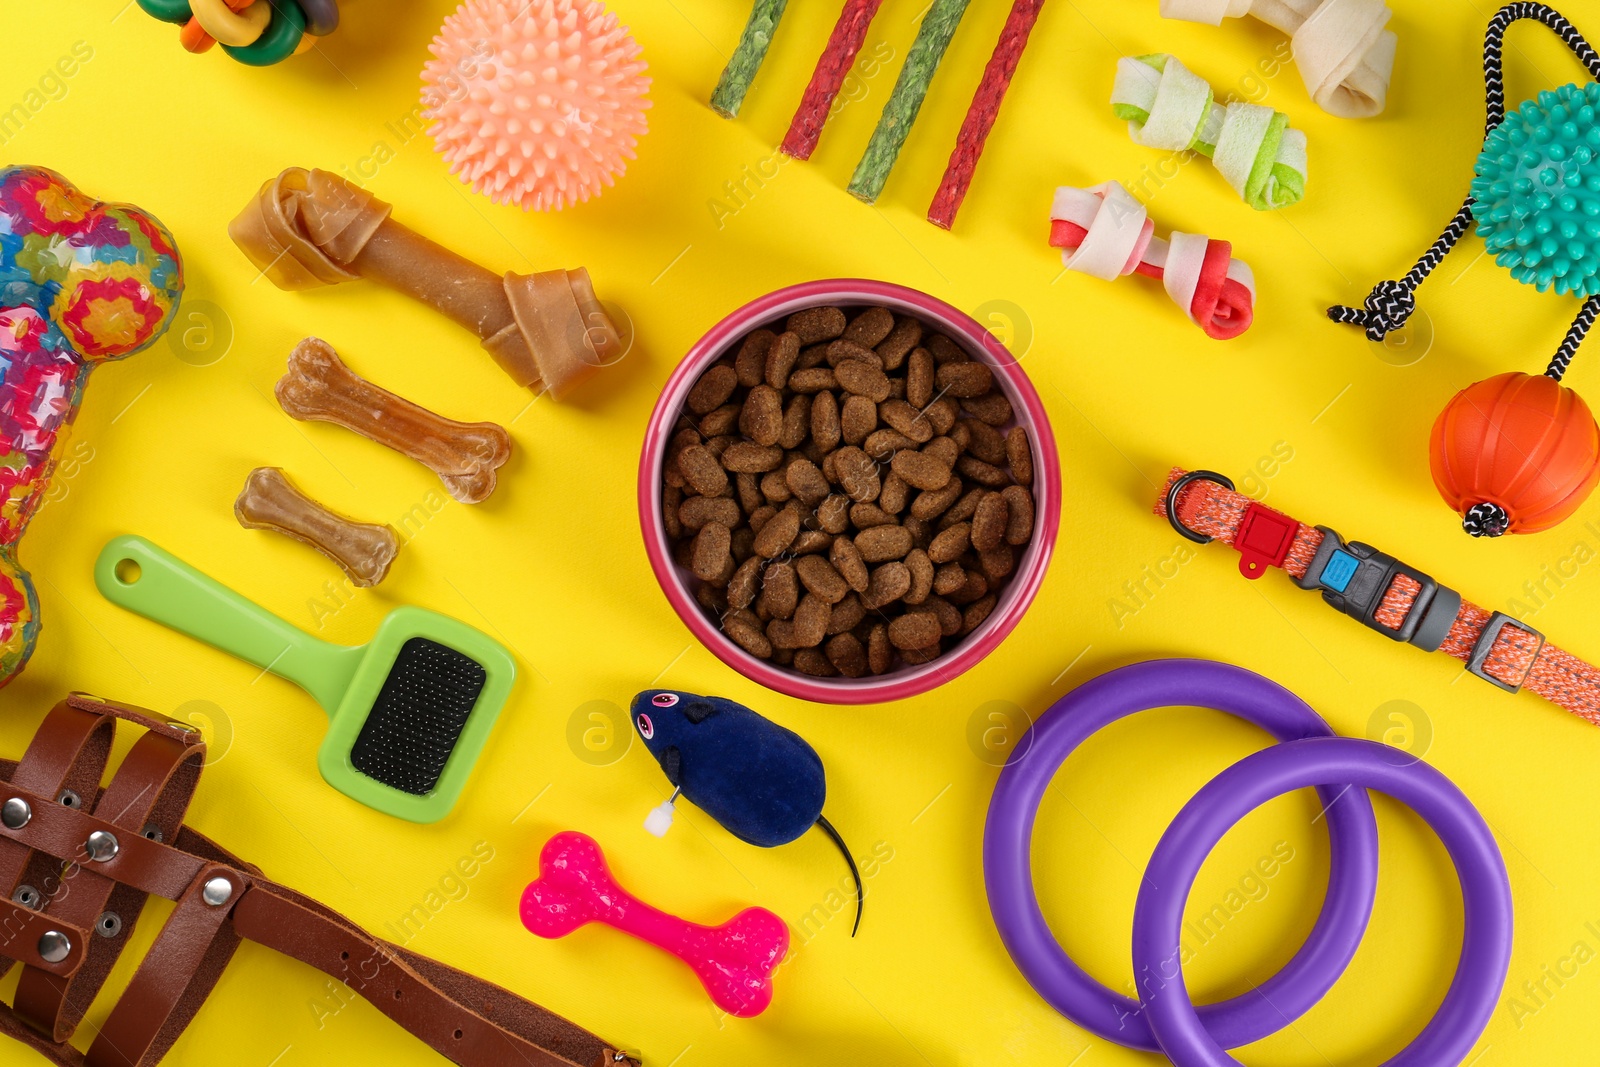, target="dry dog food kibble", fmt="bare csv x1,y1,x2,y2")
662,305,1038,679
